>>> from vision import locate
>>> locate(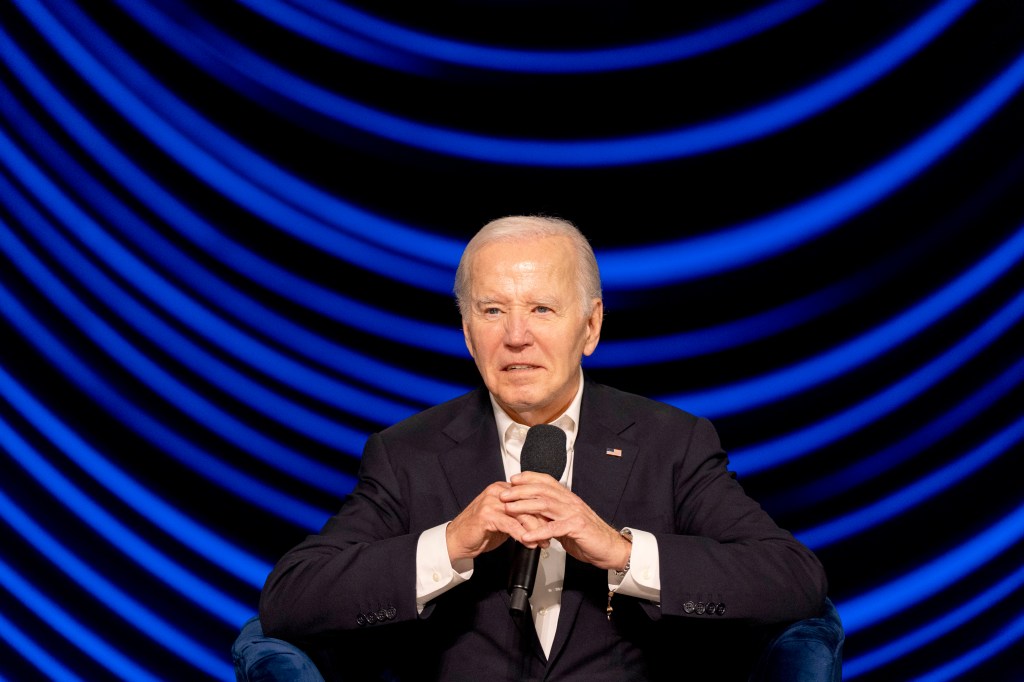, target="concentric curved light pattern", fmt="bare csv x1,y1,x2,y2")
2,0,1022,679
242,0,824,73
